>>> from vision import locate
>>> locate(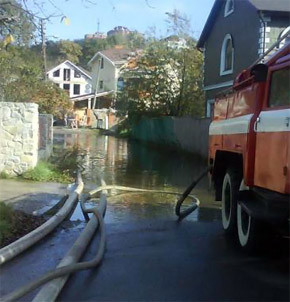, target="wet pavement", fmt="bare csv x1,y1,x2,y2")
0,179,67,215
0,129,289,301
